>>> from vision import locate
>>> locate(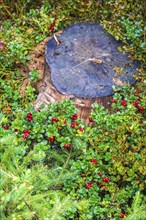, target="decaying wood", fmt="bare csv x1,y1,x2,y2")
24,22,139,125
24,31,113,125
35,61,113,125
